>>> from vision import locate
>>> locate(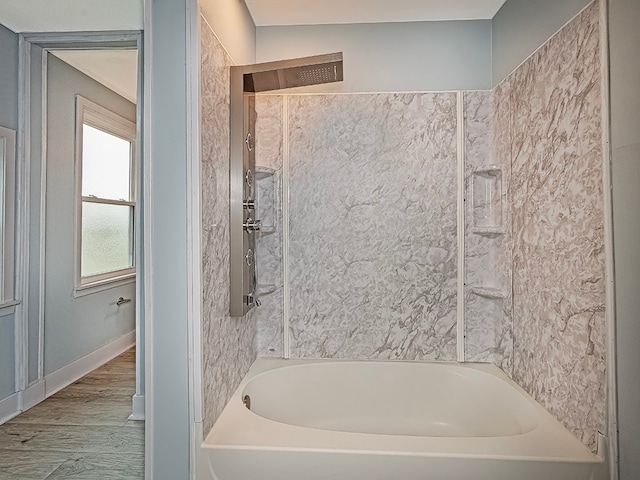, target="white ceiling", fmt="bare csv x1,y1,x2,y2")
50,50,138,104
244,0,508,26
0,0,506,32
0,0,142,33
0,1,141,106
